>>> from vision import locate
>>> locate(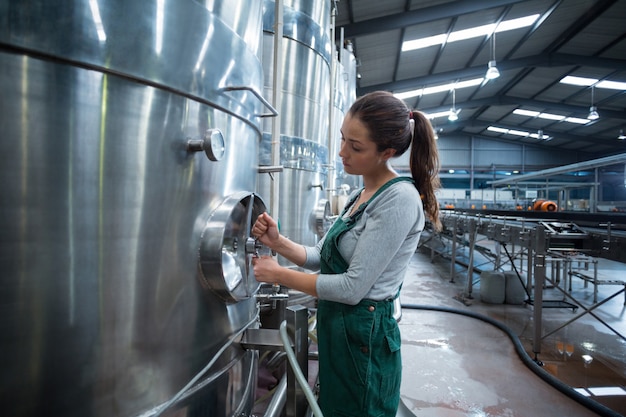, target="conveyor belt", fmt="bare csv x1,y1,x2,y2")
444,208,626,231
440,209,626,263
